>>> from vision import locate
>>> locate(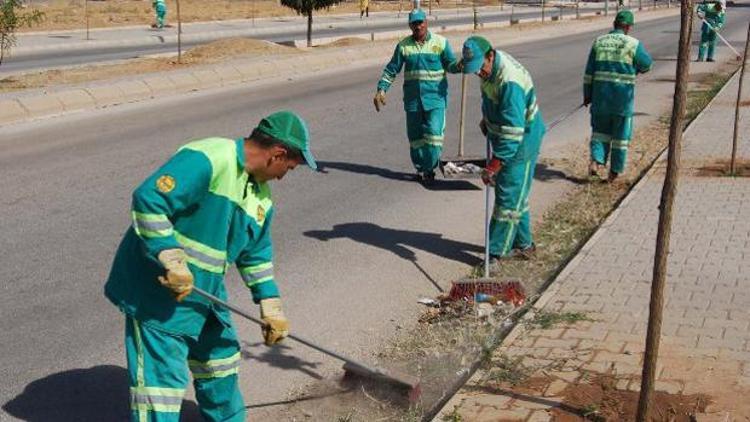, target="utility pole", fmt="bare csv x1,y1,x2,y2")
731,22,750,176
635,0,693,419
